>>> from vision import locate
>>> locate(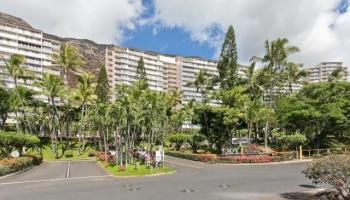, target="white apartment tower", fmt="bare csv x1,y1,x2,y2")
0,22,60,102
105,46,169,93
105,46,252,103
307,62,348,83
